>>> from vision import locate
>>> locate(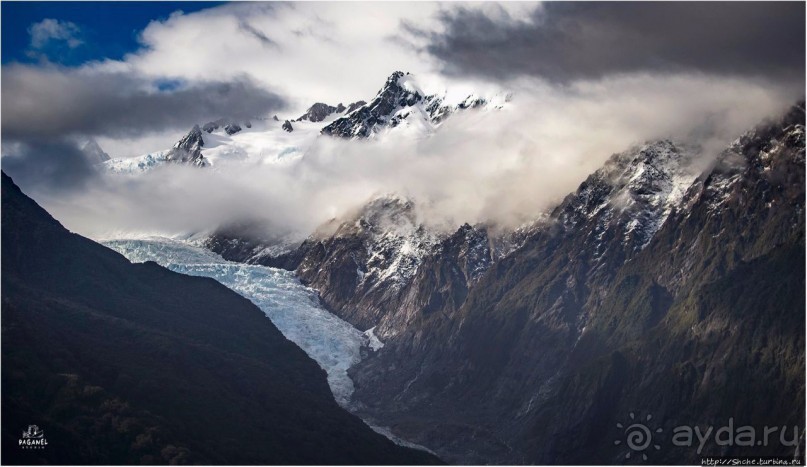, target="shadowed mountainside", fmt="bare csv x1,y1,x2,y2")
0,172,440,465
